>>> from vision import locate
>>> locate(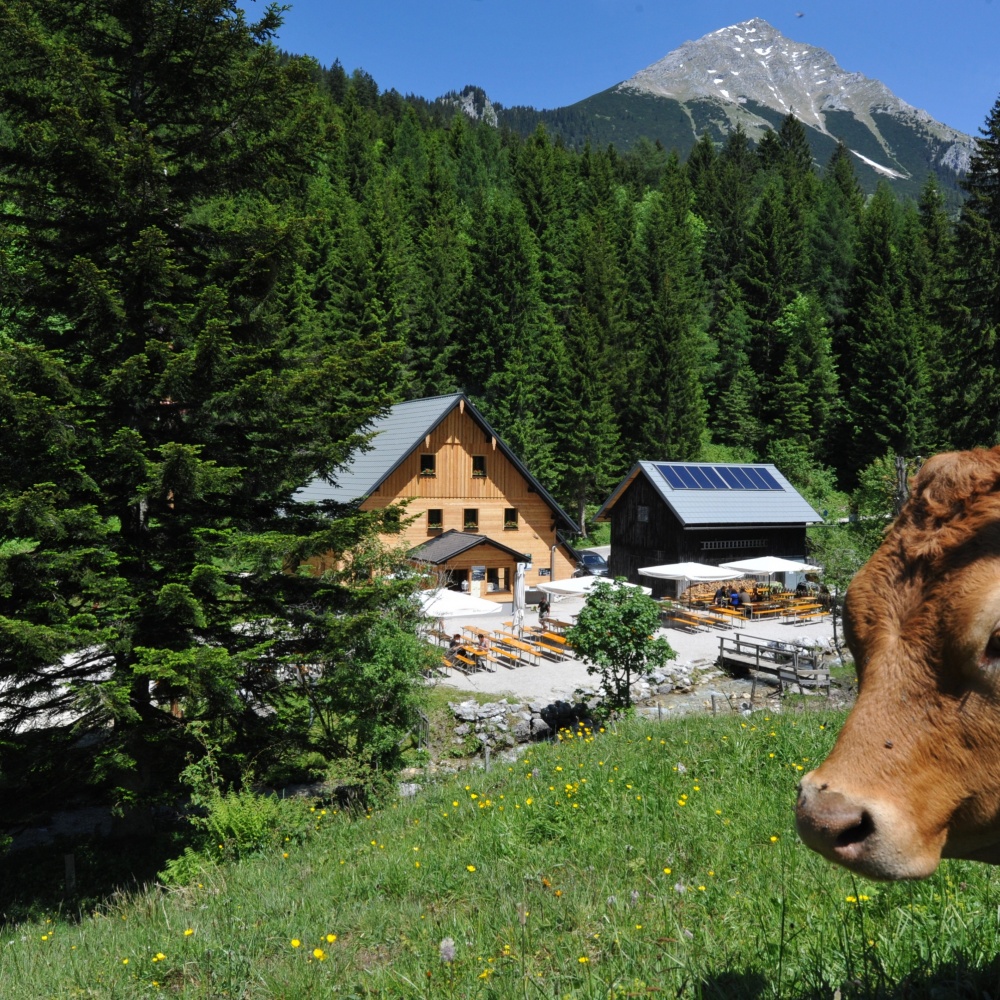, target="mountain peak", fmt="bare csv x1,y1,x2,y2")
618,17,971,176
